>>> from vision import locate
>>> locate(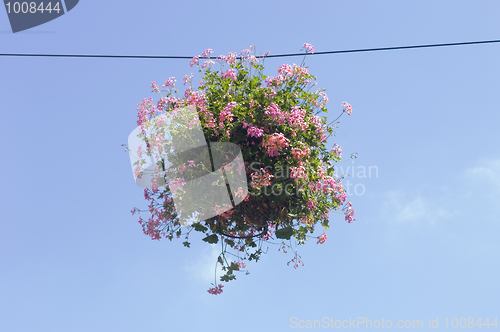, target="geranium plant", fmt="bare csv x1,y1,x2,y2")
129,44,355,294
